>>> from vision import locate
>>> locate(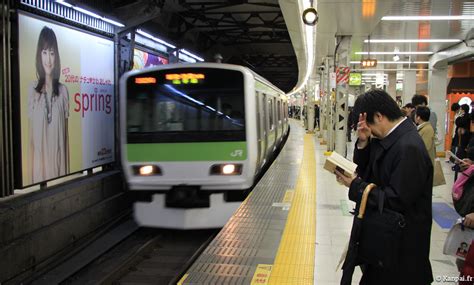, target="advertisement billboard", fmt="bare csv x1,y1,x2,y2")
133,49,168,70
17,13,115,187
